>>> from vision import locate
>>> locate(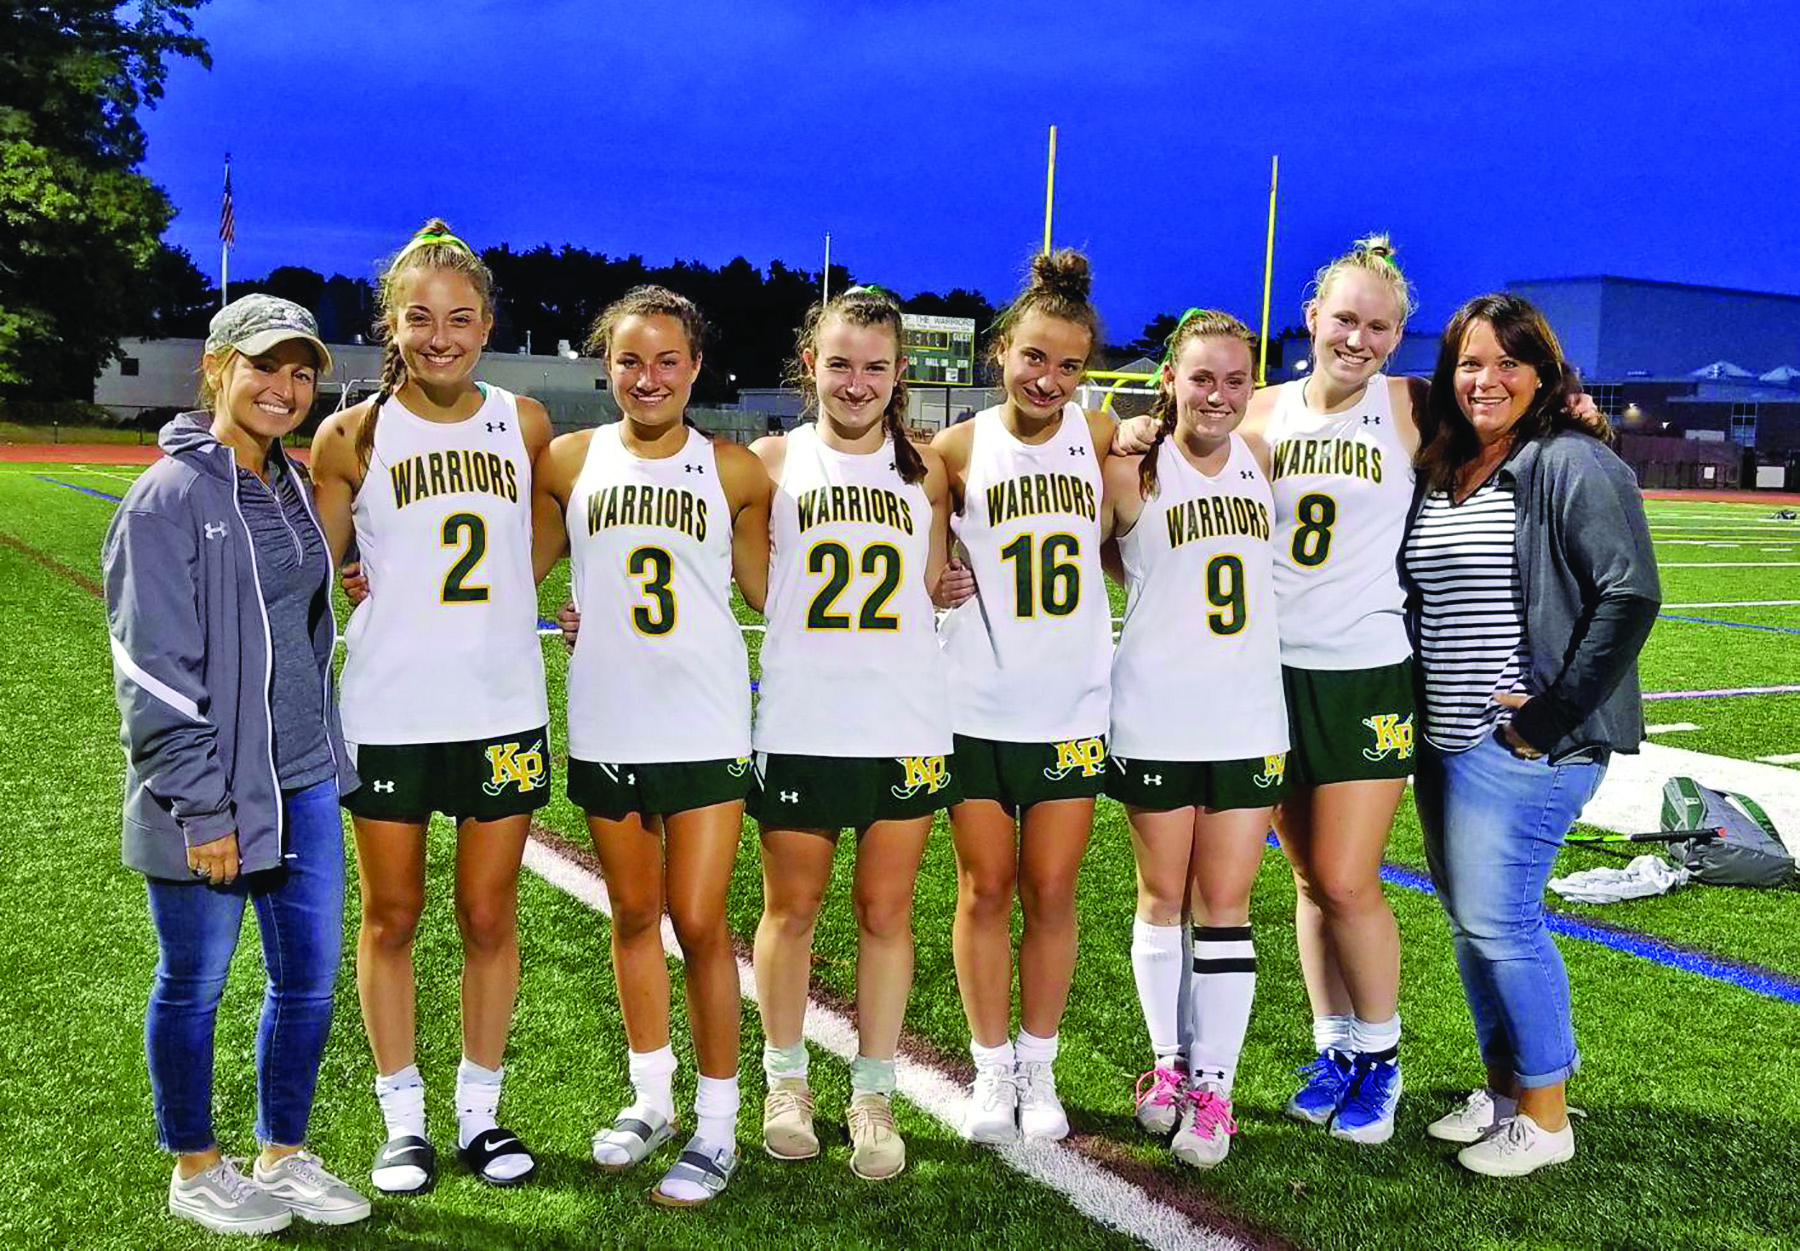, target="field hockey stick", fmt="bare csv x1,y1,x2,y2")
1566,827,1725,846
